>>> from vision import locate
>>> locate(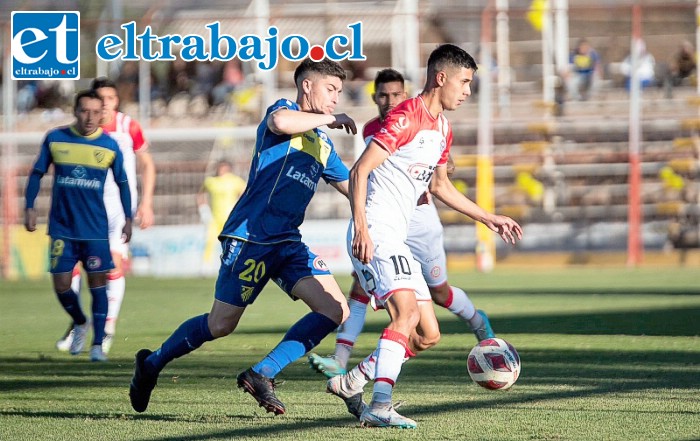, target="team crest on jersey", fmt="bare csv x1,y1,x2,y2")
71,165,87,178
313,257,328,271
86,256,101,270
408,163,435,182
94,150,105,163
430,265,441,278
